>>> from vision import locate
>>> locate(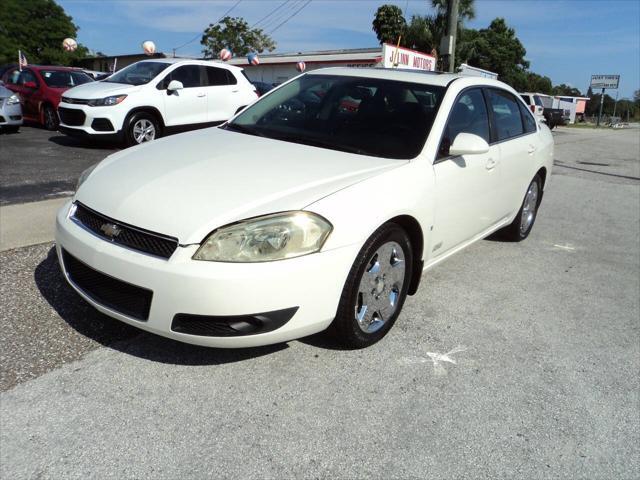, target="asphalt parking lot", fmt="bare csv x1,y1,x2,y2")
0,126,120,205
1,126,639,478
